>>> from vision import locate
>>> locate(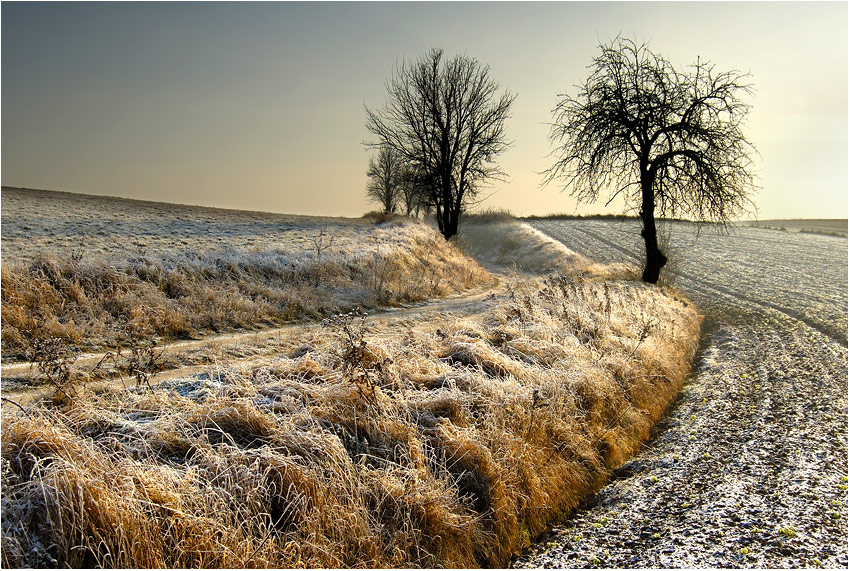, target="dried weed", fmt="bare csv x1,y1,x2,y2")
2,271,701,568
